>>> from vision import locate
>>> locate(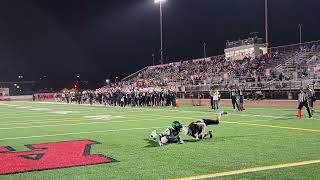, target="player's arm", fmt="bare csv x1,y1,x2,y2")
175,134,183,144
194,132,199,140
